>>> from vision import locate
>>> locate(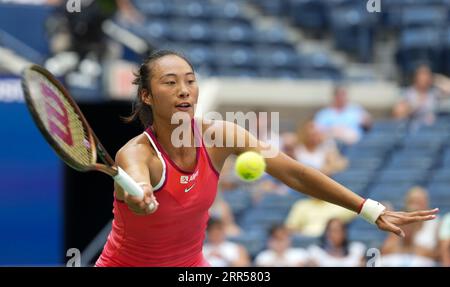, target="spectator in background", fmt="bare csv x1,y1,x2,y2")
203,218,250,267
308,218,366,267
295,119,348,176
314,85,371,145
254,225,309,267
438,212,450,266
381,187,439,265
393,64,450,132
285,197,356,237
380,222,437,267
